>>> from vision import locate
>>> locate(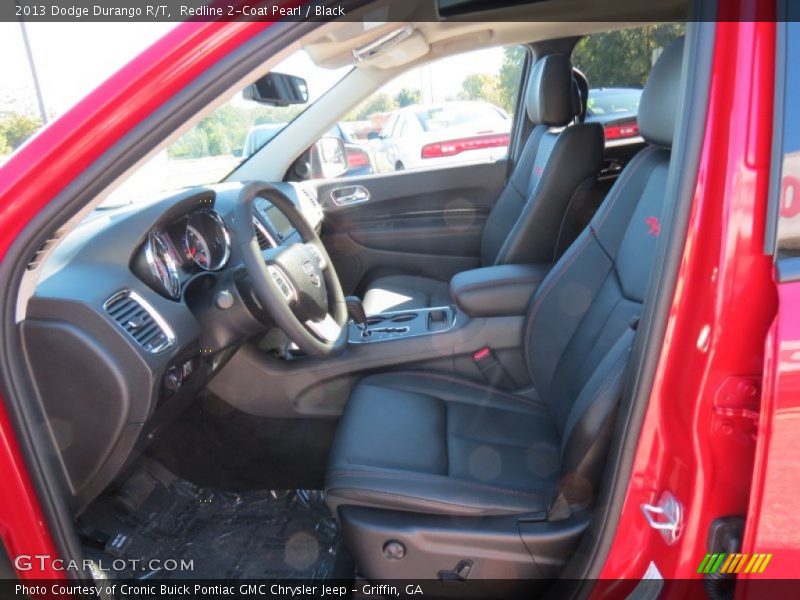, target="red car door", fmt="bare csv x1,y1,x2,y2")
741,15,800,582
